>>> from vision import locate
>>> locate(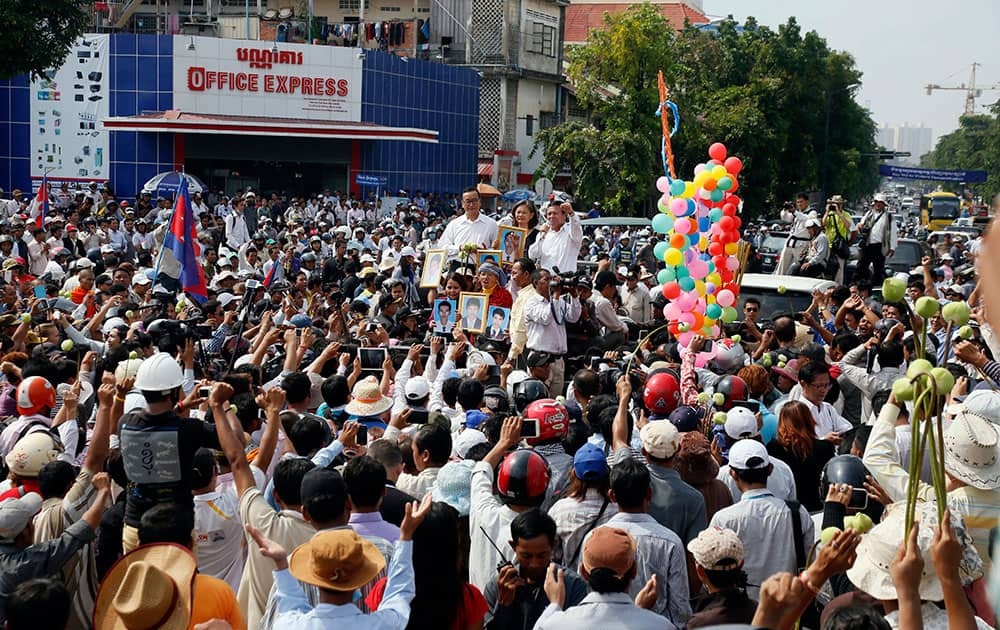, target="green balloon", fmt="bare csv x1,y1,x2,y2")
721,306,738,323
